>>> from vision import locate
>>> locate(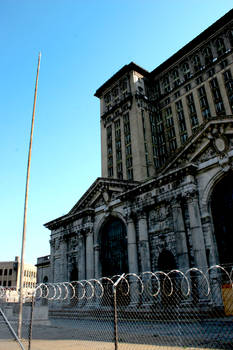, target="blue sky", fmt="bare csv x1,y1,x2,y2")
1,1,232,265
